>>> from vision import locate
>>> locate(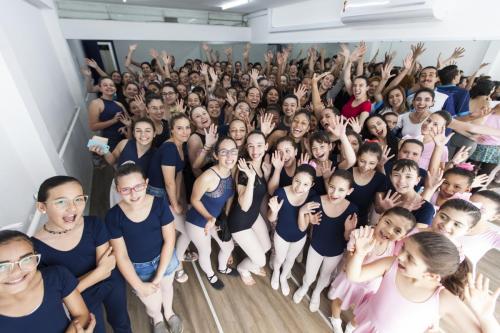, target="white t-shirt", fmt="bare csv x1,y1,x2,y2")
396,112,423,138
407,90,449,113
